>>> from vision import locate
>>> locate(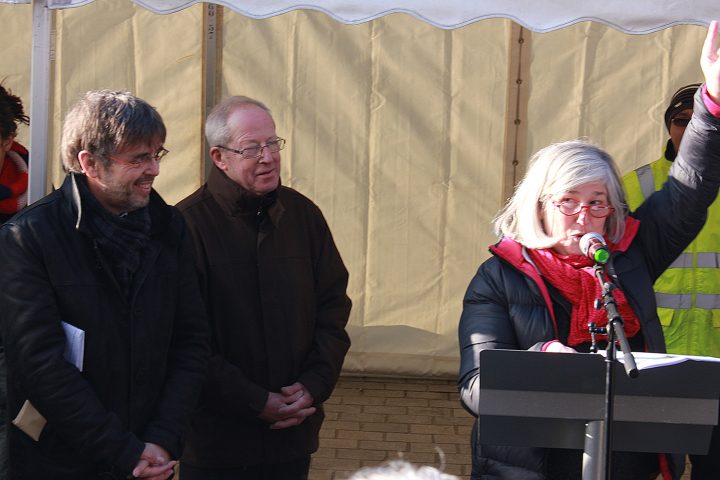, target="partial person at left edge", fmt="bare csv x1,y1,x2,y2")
0,83,29,224
0,82,30,480
0,90,210,480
